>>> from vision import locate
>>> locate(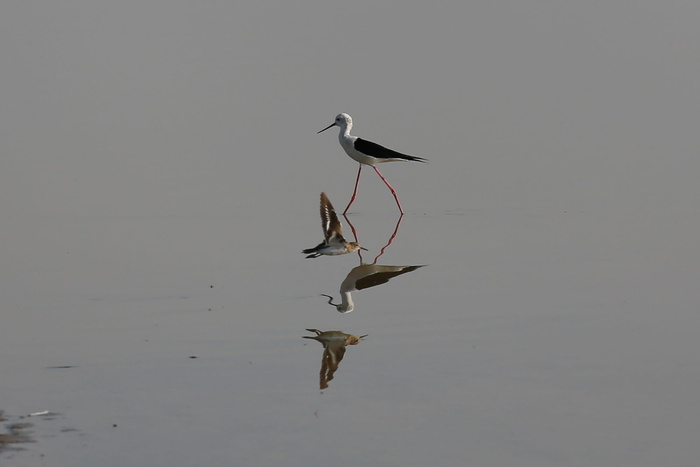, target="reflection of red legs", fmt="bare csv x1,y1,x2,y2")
343,164,363,214
373,166,404,214
372,214,403,264
344,212,403,263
